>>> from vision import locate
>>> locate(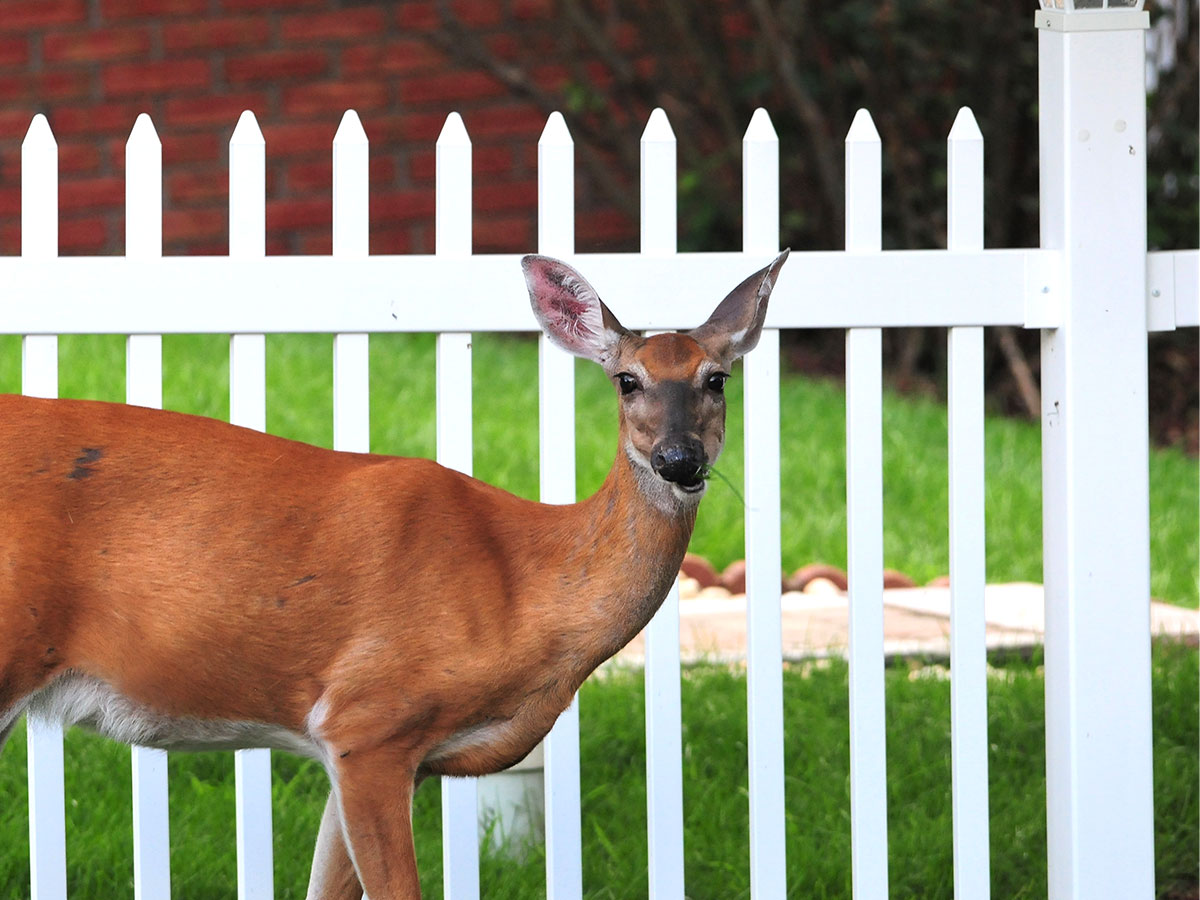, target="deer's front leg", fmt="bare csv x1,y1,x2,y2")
332,744,422,900
305,790,362,900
